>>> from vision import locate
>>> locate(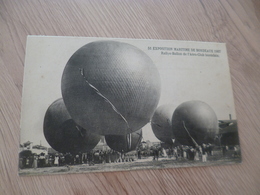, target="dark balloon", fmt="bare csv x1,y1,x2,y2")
151,104,175,144
61,41,161,135
219,120,239,146
105,129,142,153
43,98,101,154
172,101,218,146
